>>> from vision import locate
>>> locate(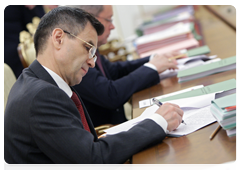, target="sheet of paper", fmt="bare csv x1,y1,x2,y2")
104,105,159,135
162,92,216,108
168,105,216,136
139,85,204,108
